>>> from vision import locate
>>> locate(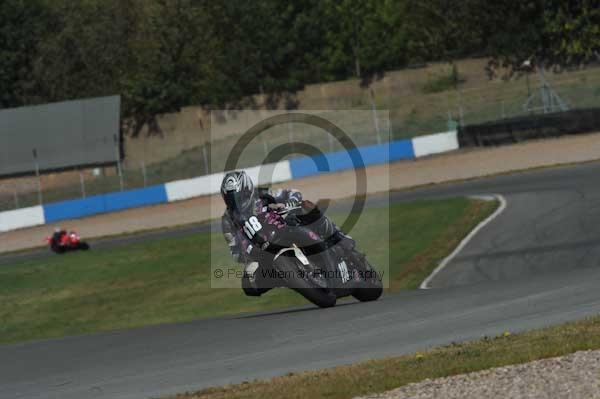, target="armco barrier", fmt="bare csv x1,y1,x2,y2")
289,139,415,179
0,206,45,233
458,108,600,147
0,130,456,231
43,185,168,224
